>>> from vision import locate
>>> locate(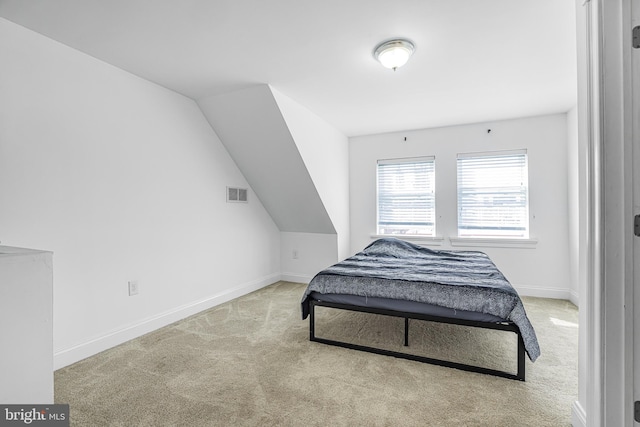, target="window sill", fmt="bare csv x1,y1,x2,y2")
371,234,445,246
449,237,538,249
